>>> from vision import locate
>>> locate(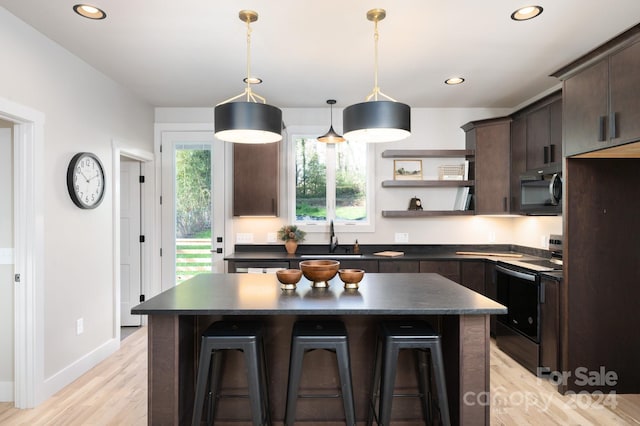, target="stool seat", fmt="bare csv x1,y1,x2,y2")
285,320,356,426
192,321,270,426
368,320,450,426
